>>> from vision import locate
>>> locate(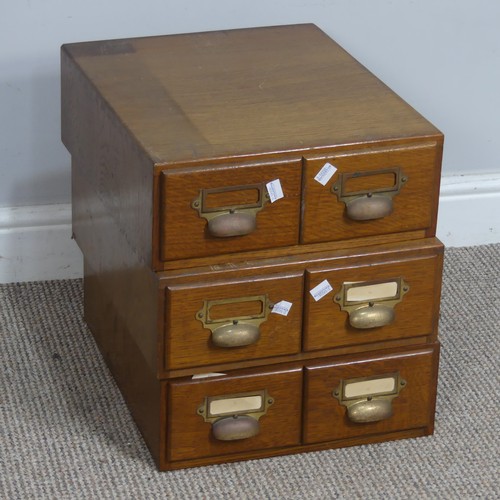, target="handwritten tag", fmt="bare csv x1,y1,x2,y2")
310,279,333,301
266,179,284,203
271,300,293,316
314,162,337,186
192,373,226,380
